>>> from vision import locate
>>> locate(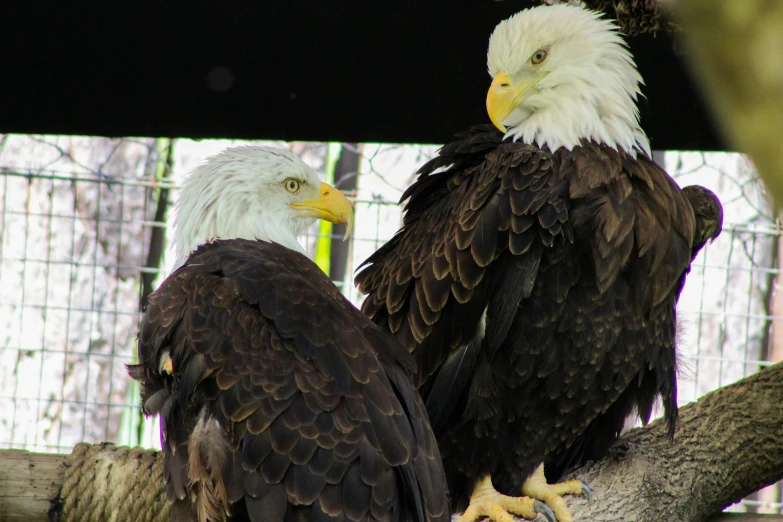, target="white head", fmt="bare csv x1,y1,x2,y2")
172,146,353,267
486,4,651,156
